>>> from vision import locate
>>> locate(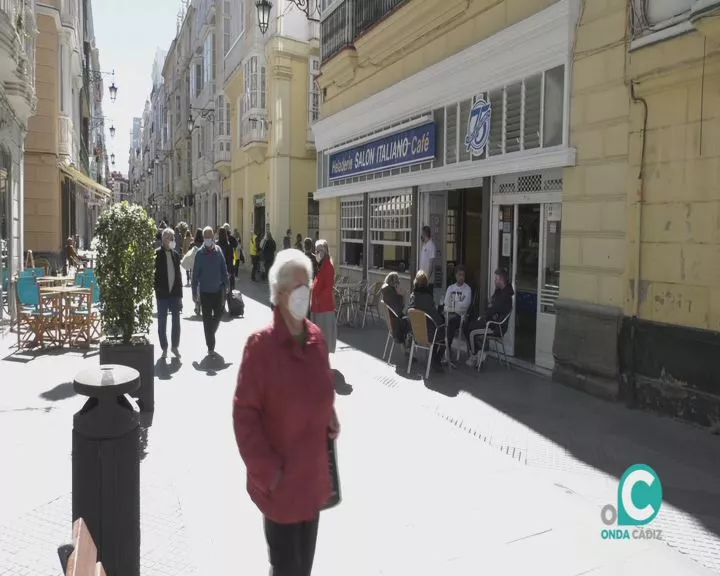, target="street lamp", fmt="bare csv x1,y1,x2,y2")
187,107,216,132
109,81,118,102
87,70,119,102
256,0,317,34
109,124,116,138
111,153,115,165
